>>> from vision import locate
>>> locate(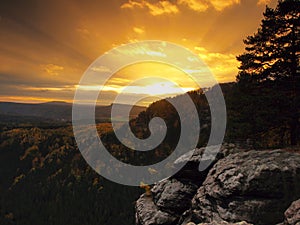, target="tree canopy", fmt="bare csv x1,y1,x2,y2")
236,0,300,145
